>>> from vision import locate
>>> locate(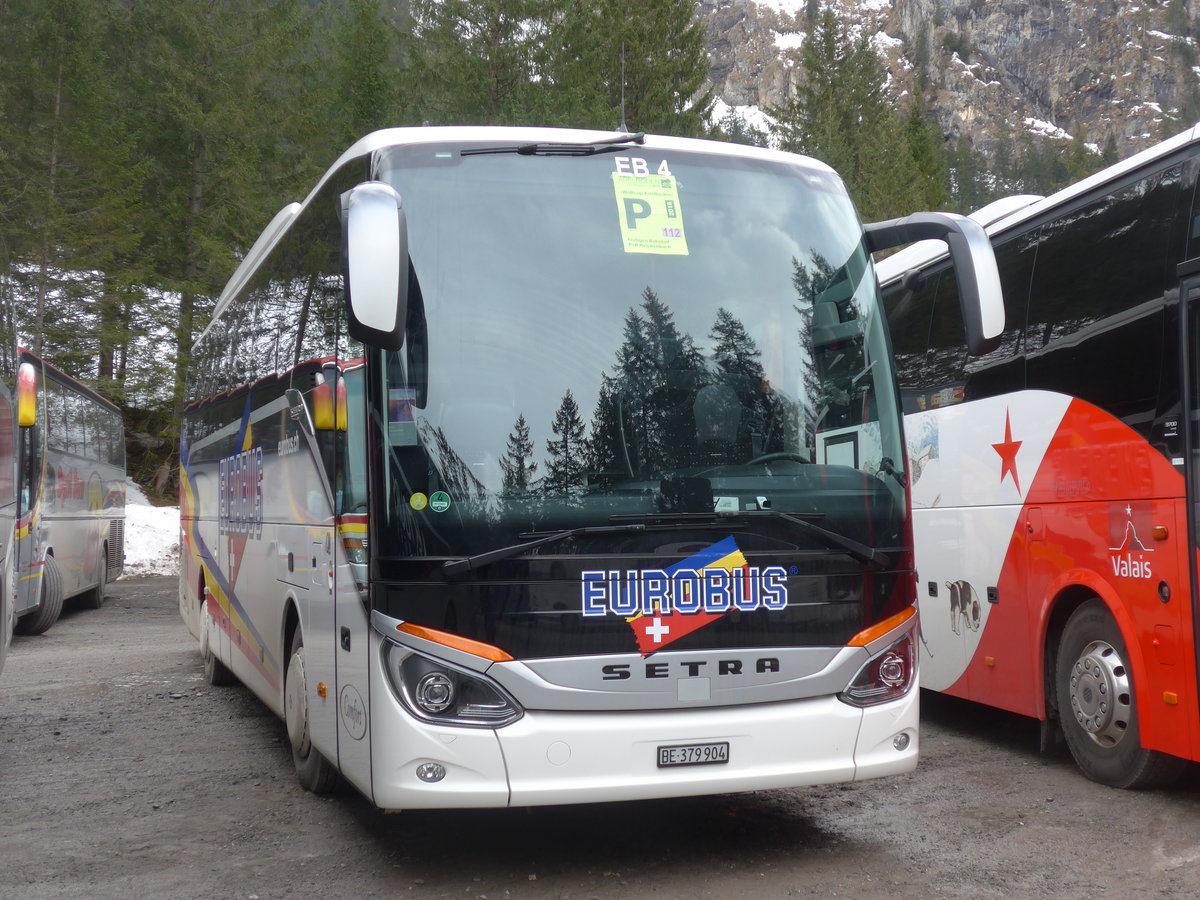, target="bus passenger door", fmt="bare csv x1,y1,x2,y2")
332,365,373,798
